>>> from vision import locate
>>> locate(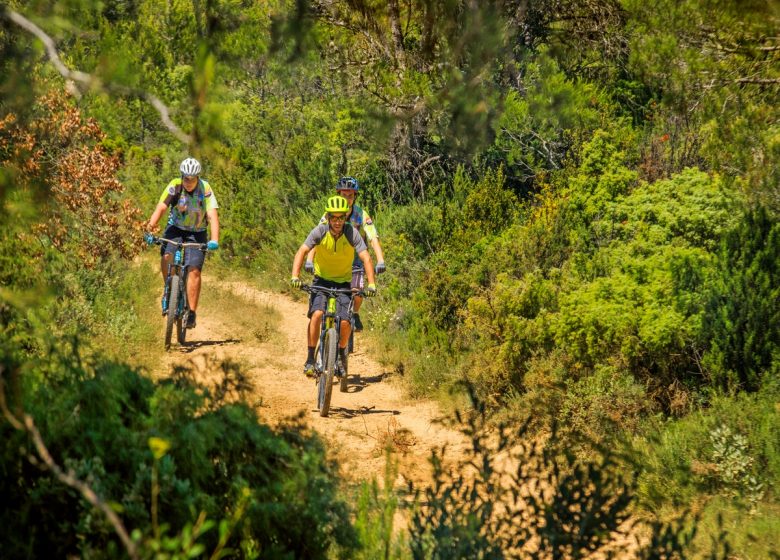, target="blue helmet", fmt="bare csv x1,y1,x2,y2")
336,176,359,192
